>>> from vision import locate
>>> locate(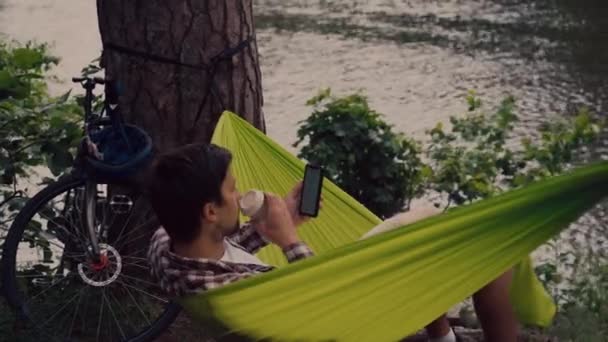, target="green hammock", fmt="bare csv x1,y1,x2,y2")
178,111,607,341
